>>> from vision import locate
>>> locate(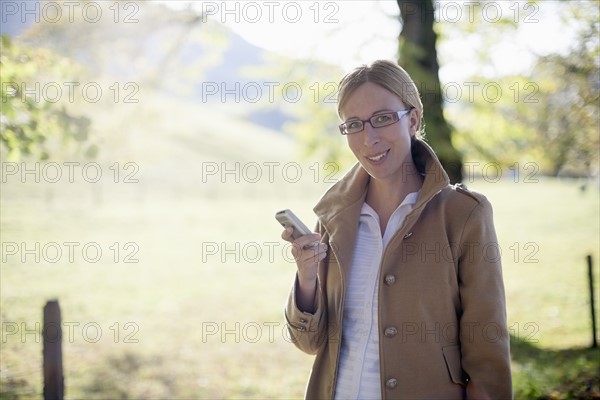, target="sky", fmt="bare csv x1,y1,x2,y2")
159,0,584,82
